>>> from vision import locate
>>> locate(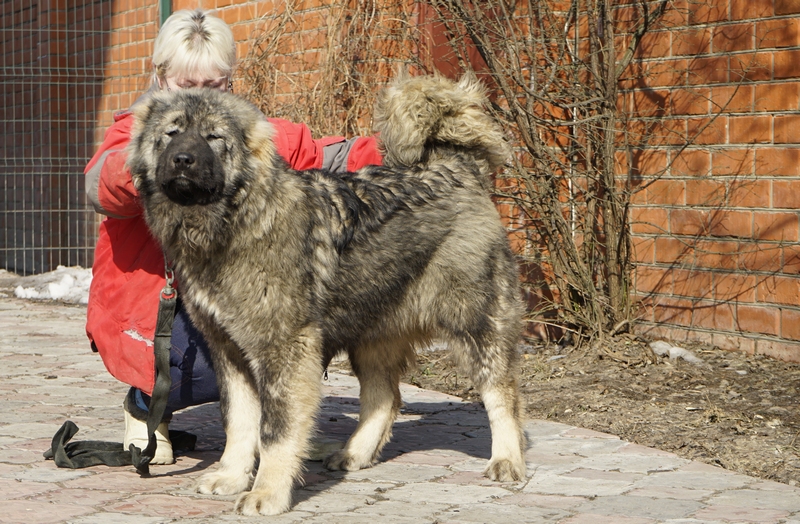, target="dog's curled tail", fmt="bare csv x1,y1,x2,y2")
373,73,511,174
